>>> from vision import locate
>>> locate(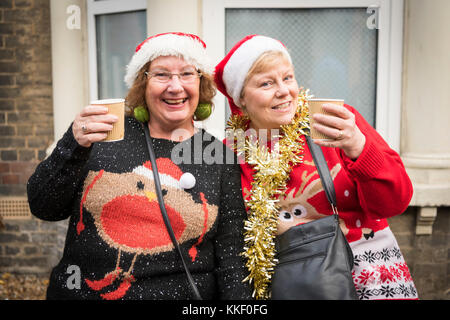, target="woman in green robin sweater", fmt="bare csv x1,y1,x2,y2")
27,32,252,300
